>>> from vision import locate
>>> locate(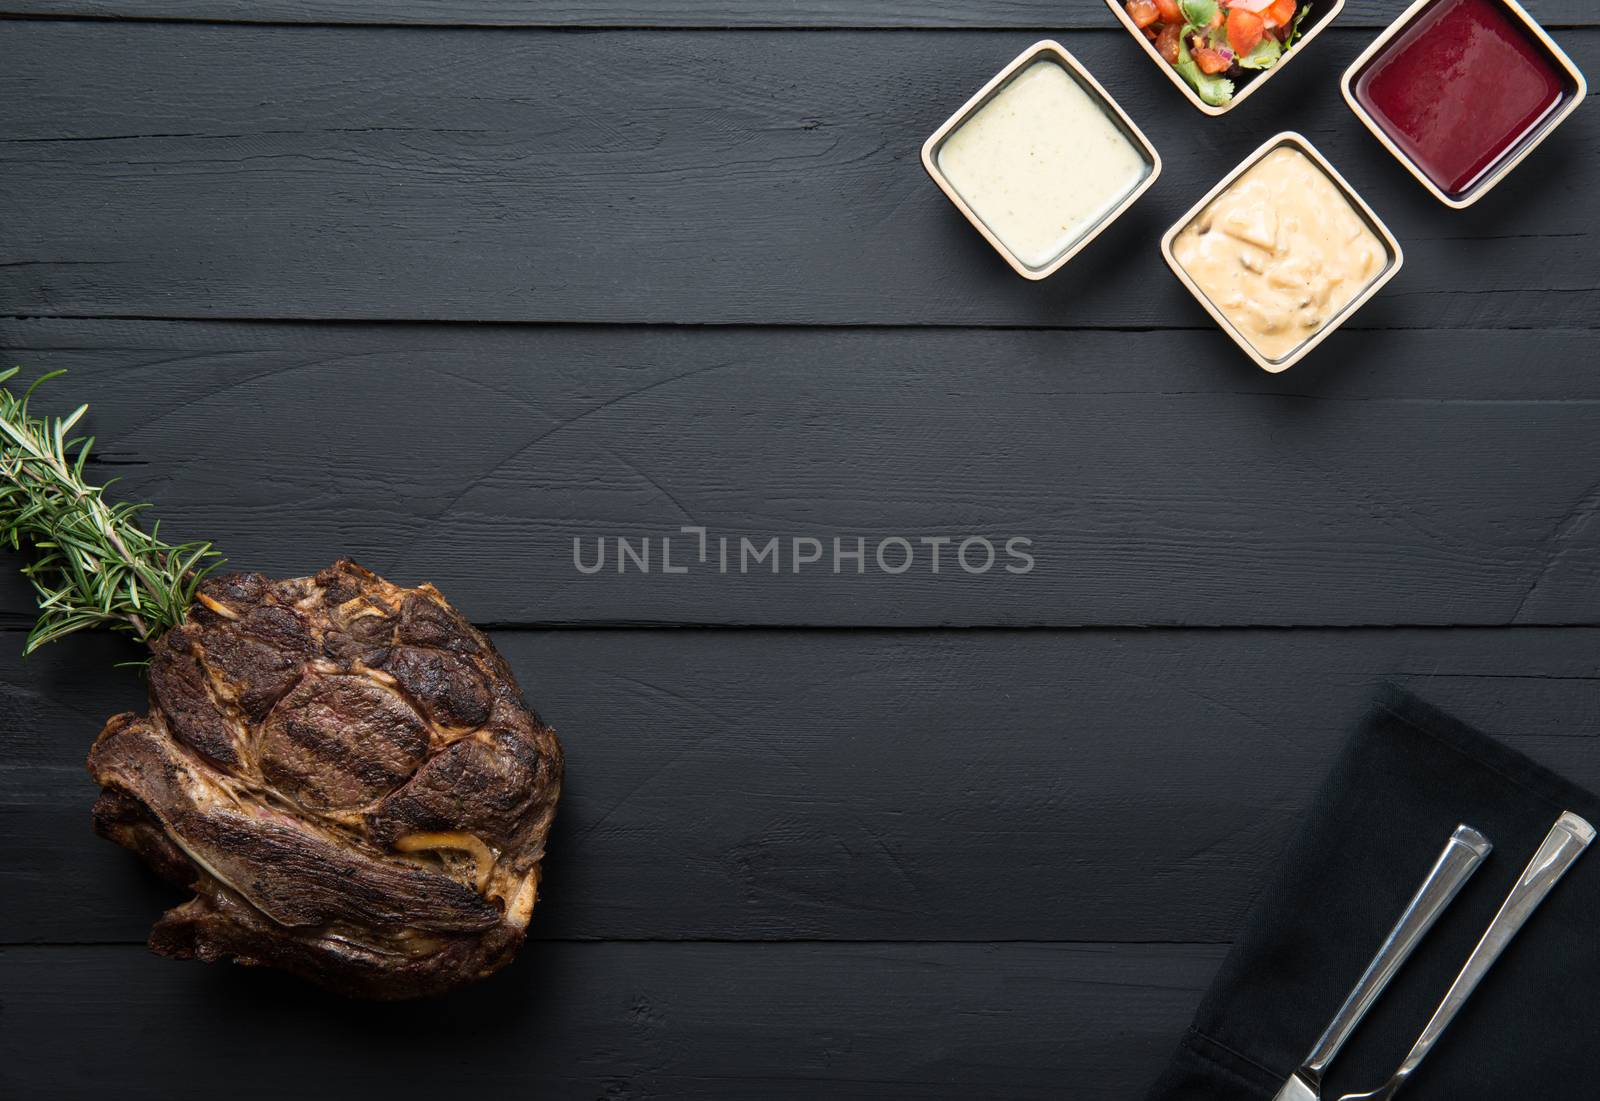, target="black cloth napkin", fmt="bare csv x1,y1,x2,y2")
1146,685,1600,1100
